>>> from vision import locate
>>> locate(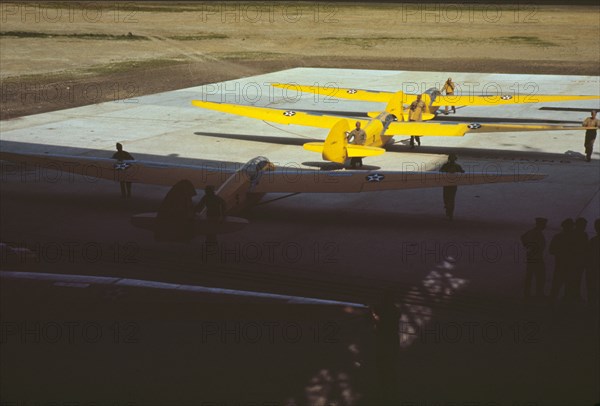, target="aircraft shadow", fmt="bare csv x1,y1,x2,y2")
195,131,314,147
195,131,586,163
245,203,523,232
385,143,590,162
